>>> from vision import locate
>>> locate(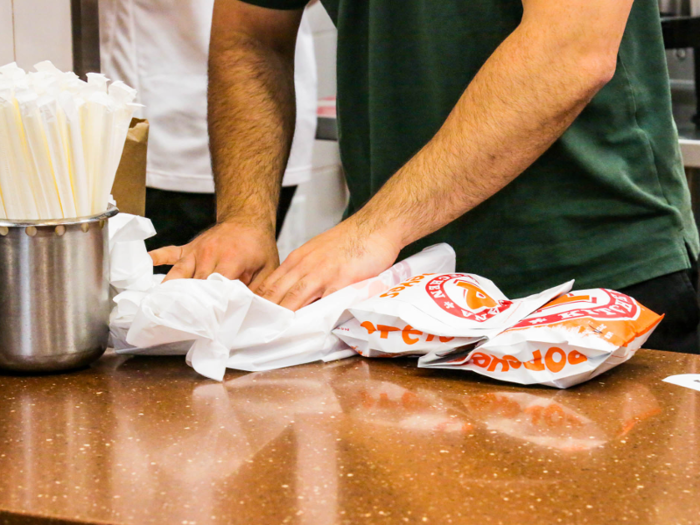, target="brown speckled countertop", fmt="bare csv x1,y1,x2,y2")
0,349,699,525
